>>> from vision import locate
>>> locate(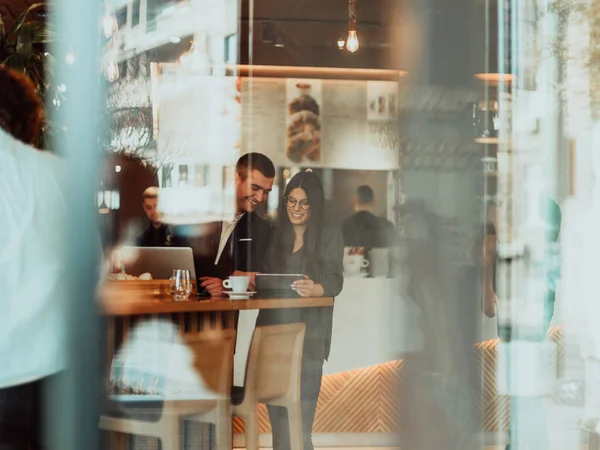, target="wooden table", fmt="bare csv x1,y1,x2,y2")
100,280,333,449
